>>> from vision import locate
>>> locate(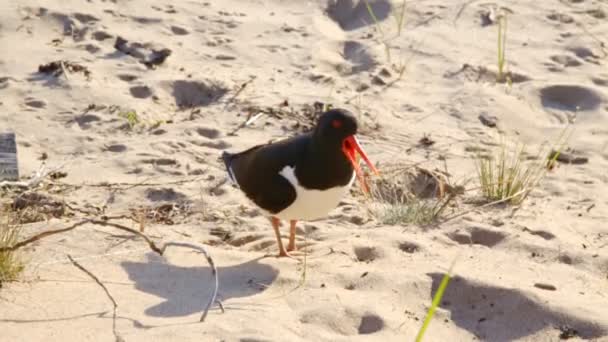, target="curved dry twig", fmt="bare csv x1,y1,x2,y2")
160,241,221,322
